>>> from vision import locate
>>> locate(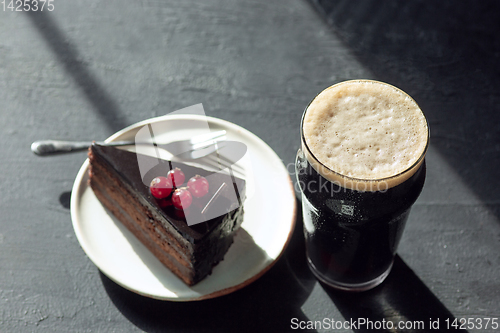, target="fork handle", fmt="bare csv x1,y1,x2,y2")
31,140,95,156
32,139,135,156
